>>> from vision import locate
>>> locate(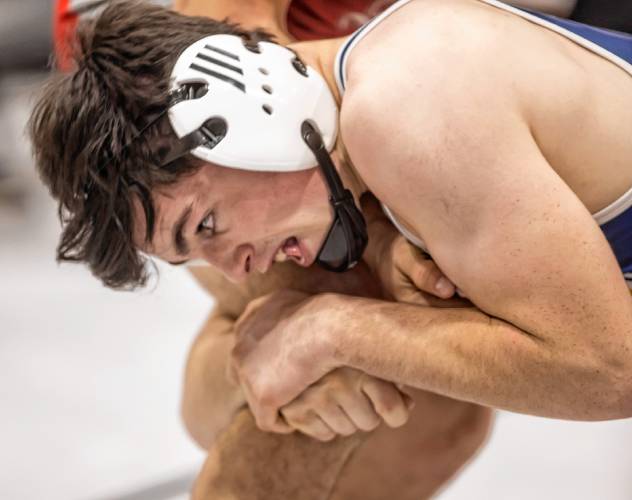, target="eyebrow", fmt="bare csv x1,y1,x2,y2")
173,204,193,257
